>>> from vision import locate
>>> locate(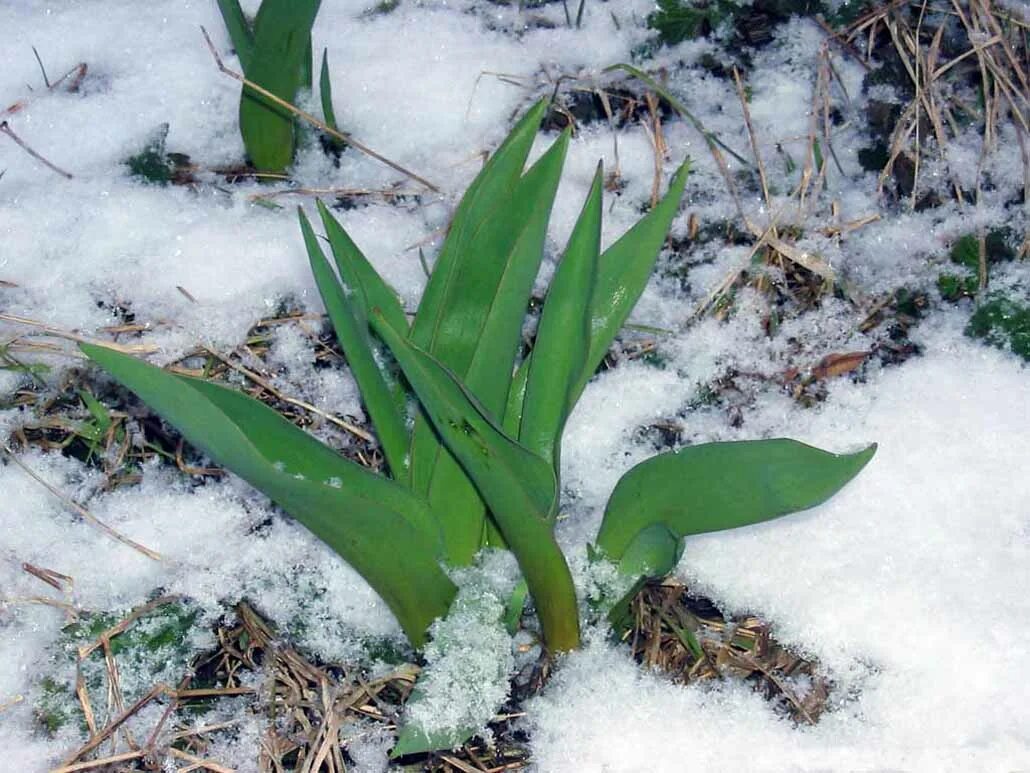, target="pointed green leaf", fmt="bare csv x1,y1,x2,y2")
519,162,602,472
407,129,570,565
504,162,689,431
216,0,254,71
239,0,321,172
299,208,409,477
603,522,682,635
316,199,408,335
411,98,549,350
576,161,689,401
372,313,581,652
392,701,476,758
80,343,454,648
318,49,346,152
615,521,683,579
596,439,877,562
